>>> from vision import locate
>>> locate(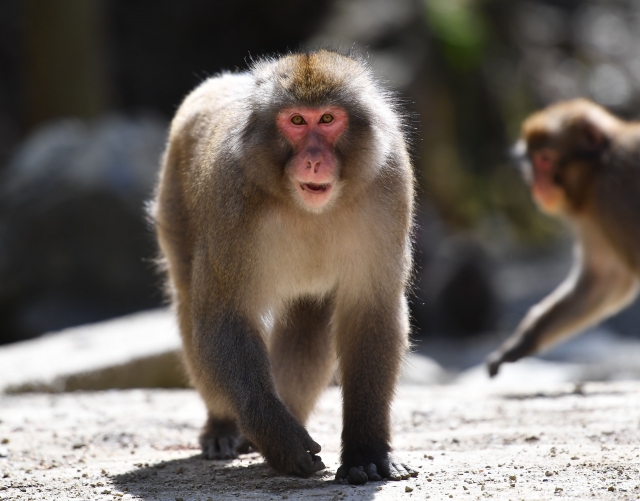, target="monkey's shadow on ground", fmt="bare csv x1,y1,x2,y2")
112,453,381,499
501,387,628,401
